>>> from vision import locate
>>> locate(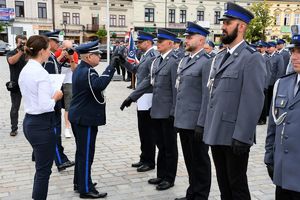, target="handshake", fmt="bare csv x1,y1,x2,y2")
109,54,126,69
